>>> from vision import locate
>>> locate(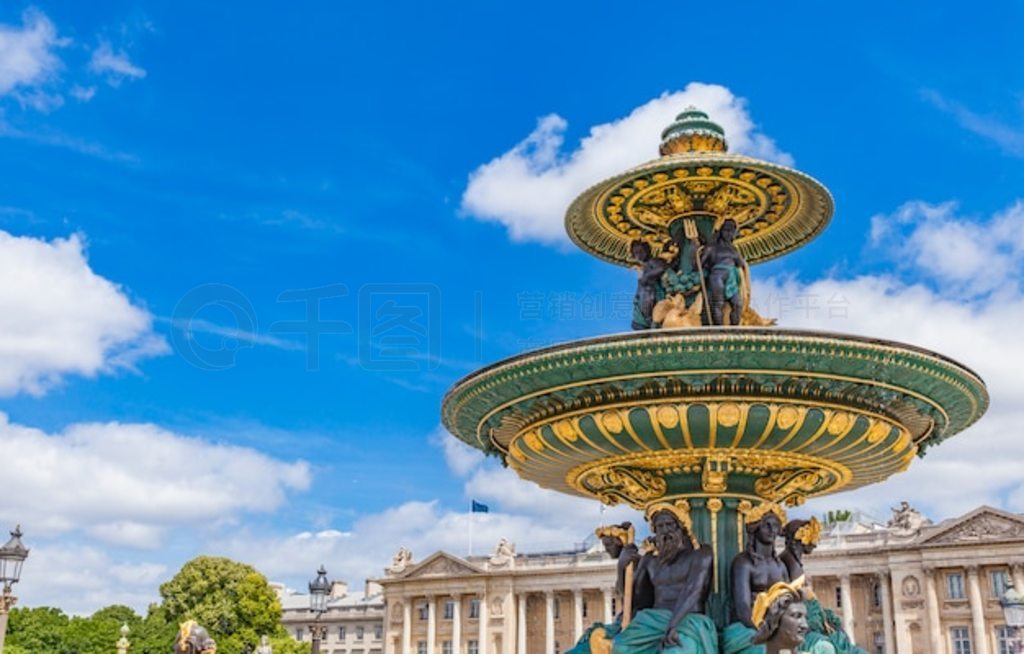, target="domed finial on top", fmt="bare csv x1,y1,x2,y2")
659,106,727,156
